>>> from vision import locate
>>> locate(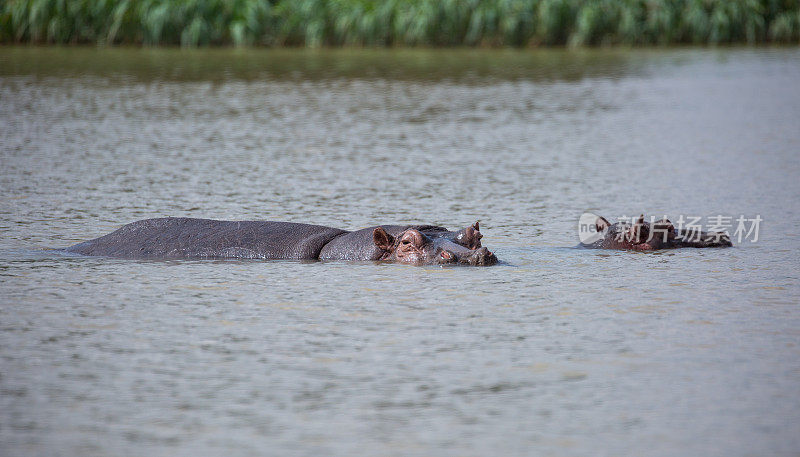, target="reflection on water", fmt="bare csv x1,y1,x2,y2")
1,47,799,457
